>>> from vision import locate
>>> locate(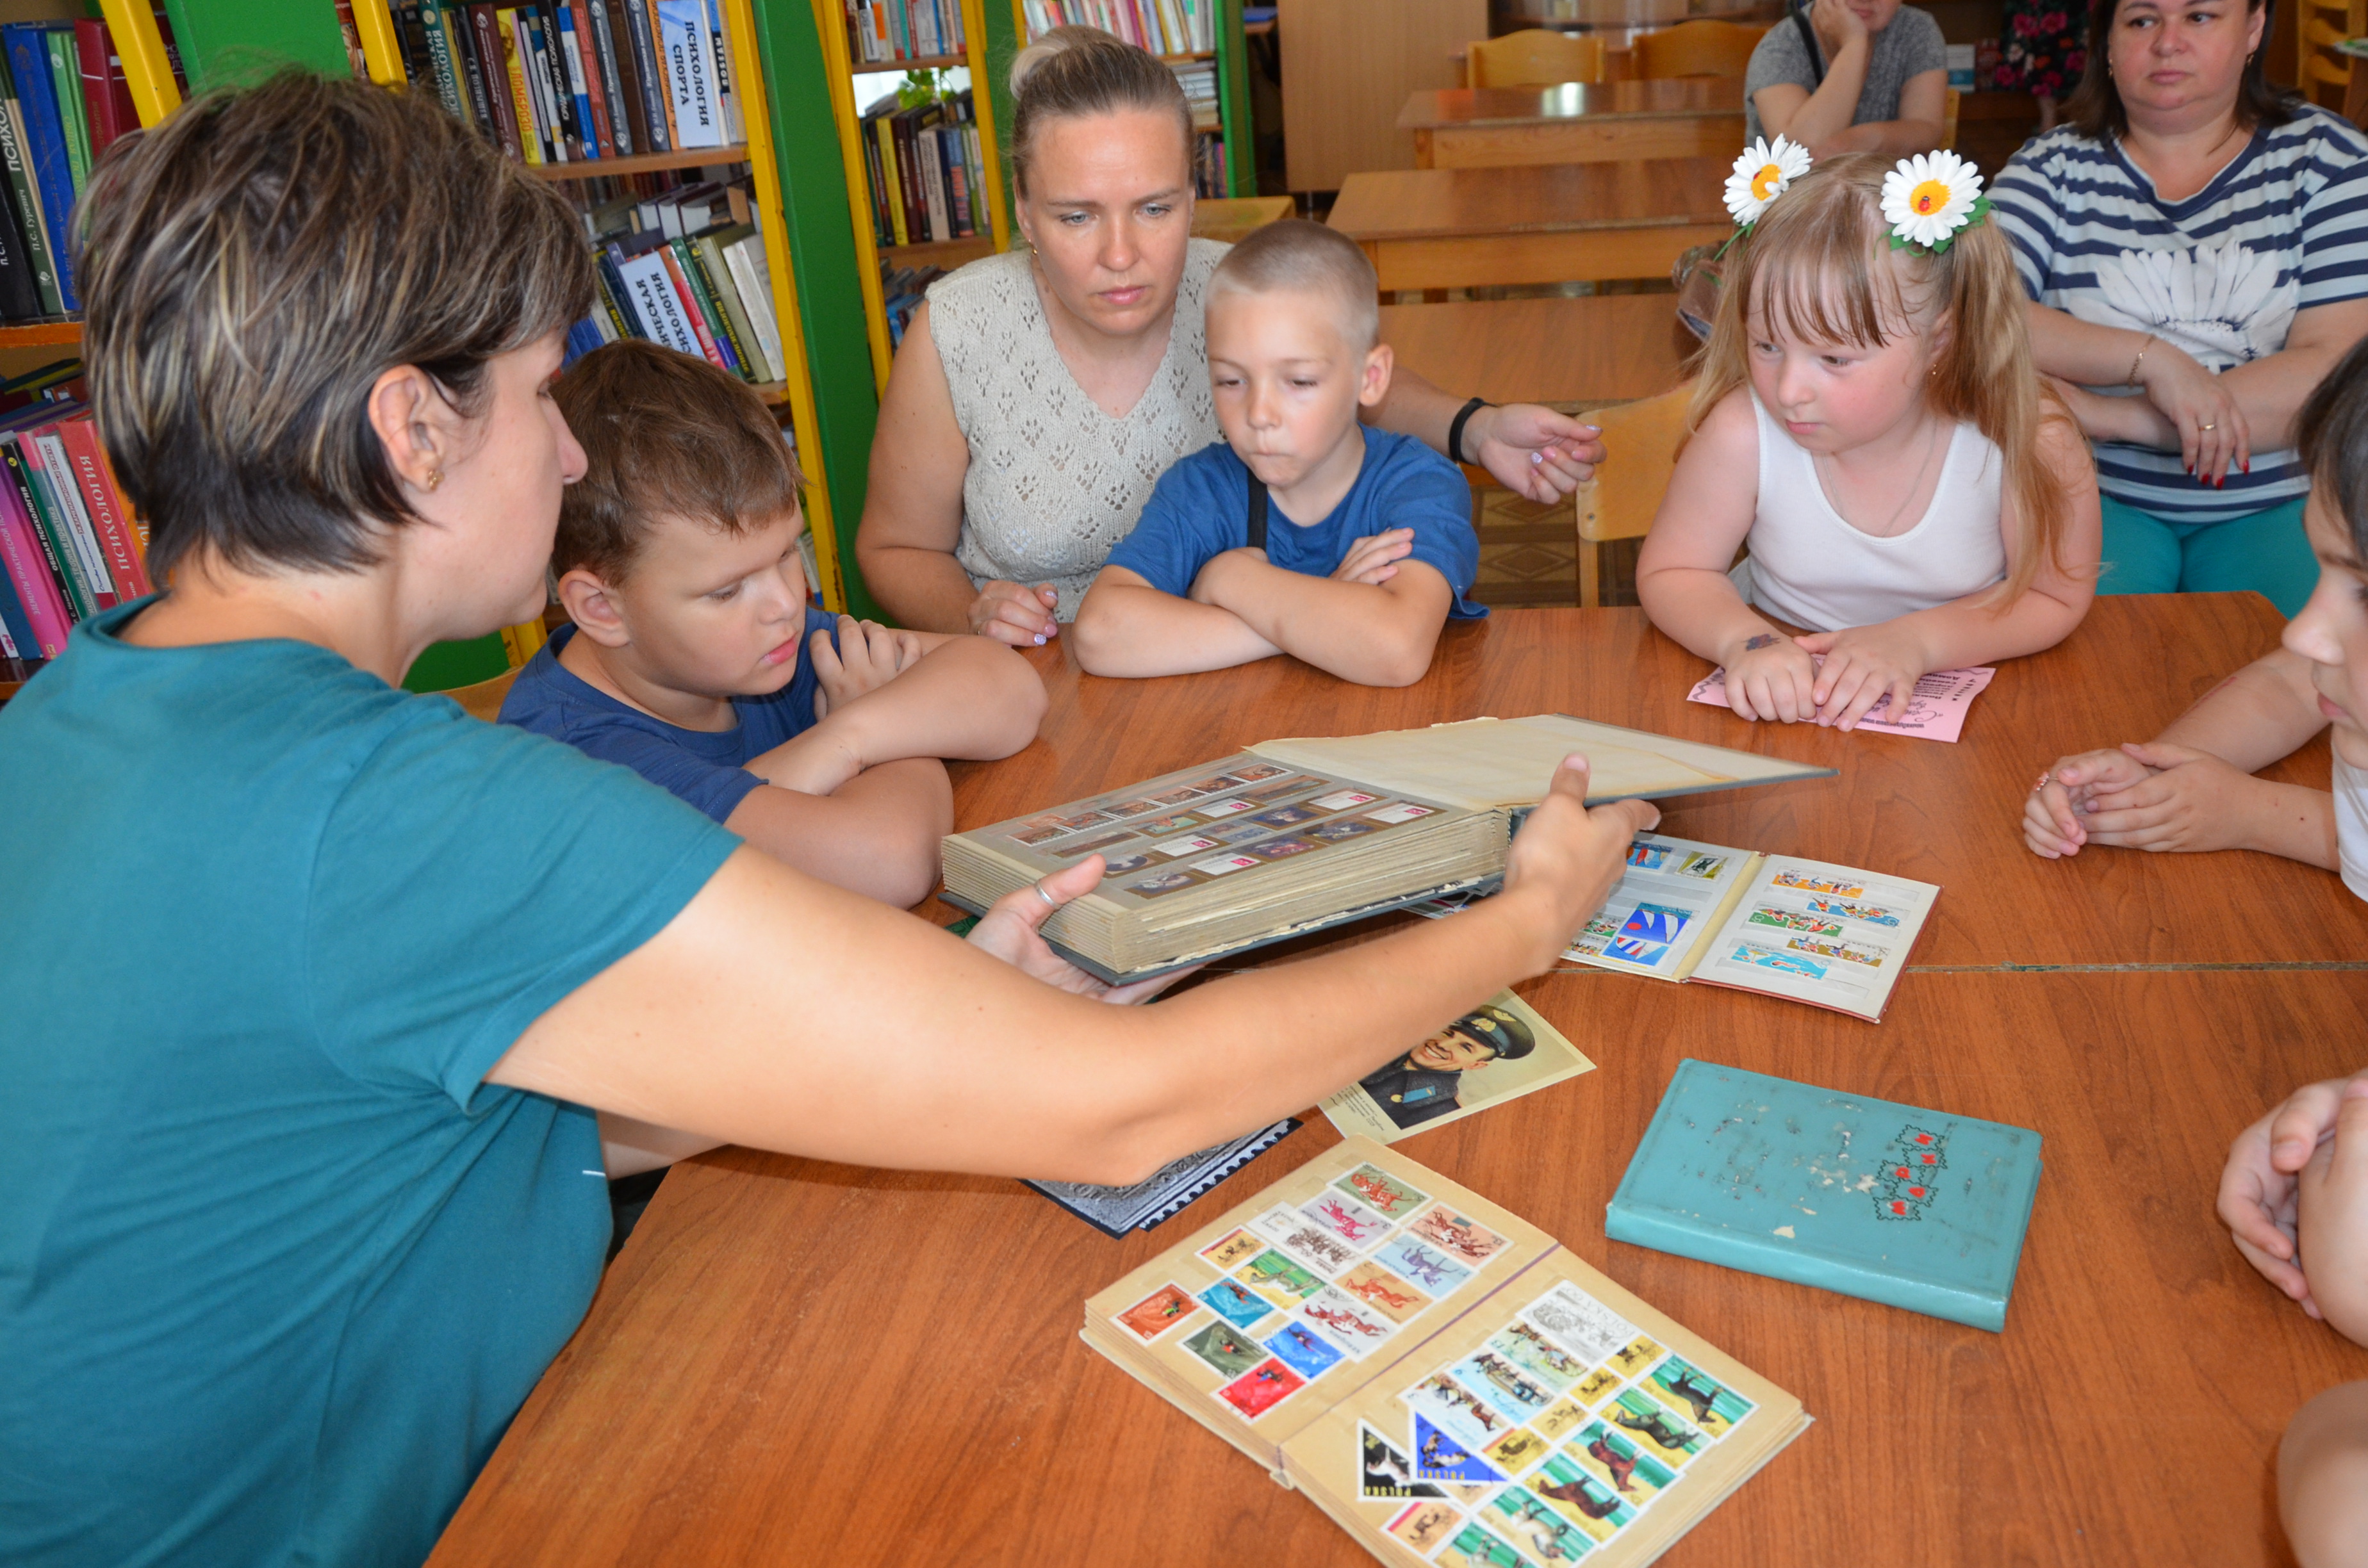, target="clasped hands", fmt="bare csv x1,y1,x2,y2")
2021,740,2253,858
2219,1072,2368,1341
1720,620,1930,731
